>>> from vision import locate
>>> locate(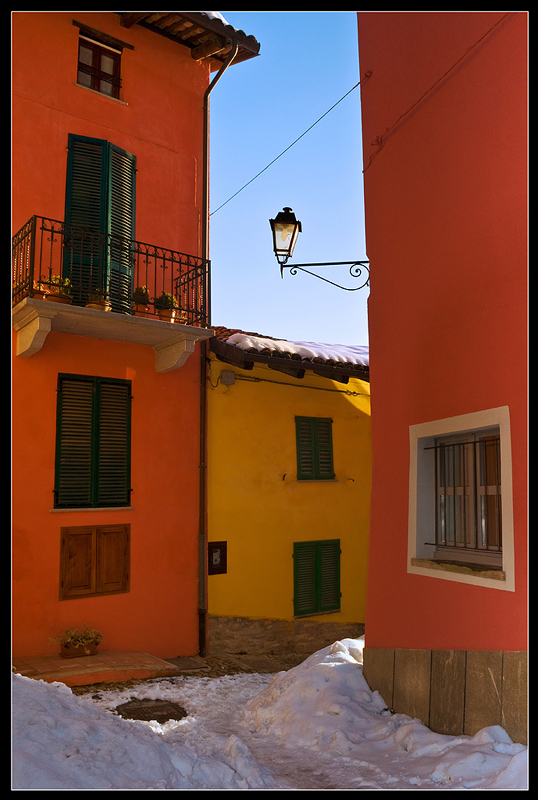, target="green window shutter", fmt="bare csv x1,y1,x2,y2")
295,417,335,480
54,377,95,507
65,134,135,310
318,539,341,612
55,375,131,508
293,542,318,616
293,540,341,616
96,380,132,506
108,144,136,313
